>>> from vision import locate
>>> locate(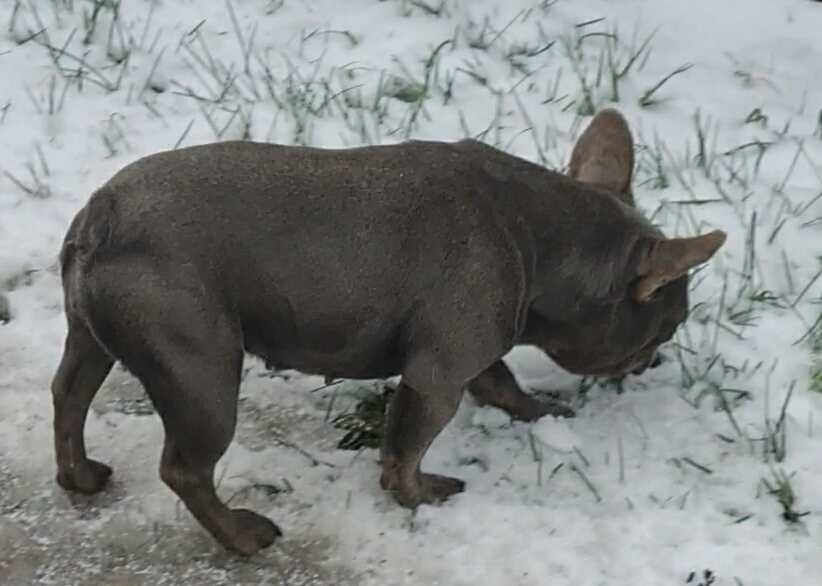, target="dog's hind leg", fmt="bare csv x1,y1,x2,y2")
52,319,115,494
89,266,281,555
150,348,282,556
